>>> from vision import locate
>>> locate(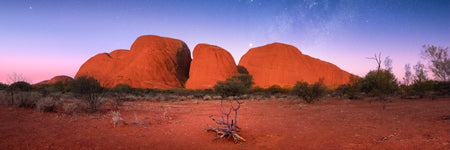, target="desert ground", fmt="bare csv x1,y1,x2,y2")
1,97,449,150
